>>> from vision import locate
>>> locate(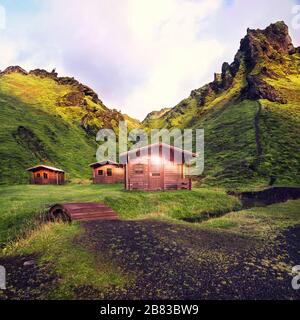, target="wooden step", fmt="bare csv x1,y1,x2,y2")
72,212,117,220
70,208,115,215
48,202,119,221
